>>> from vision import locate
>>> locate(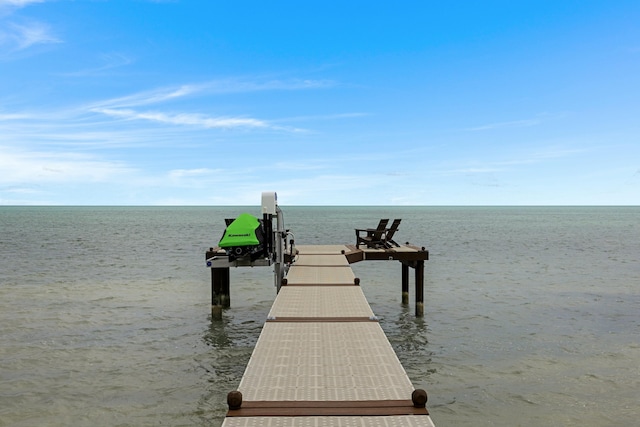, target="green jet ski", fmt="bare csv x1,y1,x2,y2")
218,213,266,261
